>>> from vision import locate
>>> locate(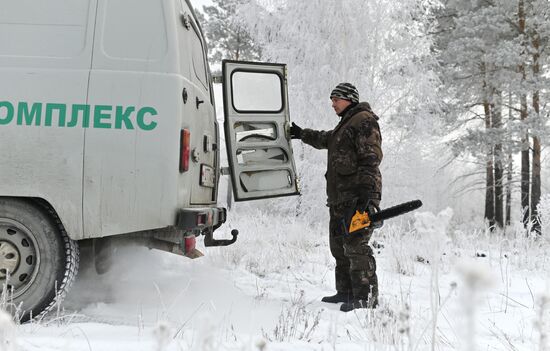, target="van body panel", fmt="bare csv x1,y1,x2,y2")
0,0,96,238
81,0,217,238
83,71,181,238
92,0,178,74
0,0,296,242
0,69,88,238
0,0,96,69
